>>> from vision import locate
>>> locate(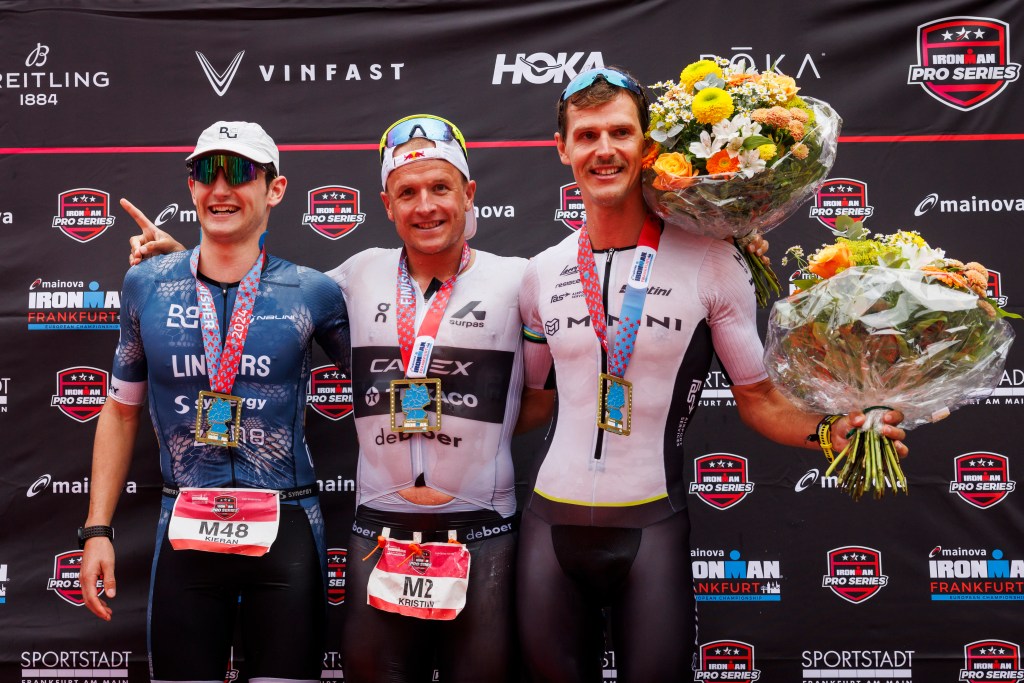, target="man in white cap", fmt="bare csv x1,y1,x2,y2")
123,115,540,682
80,121,350,683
